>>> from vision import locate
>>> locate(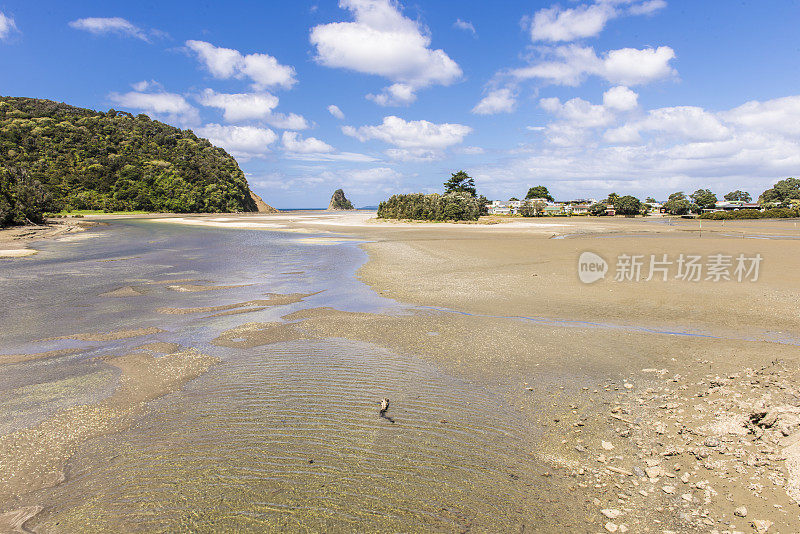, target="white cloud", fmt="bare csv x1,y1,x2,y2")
385,148,441,161
0,12,19,40
328,104,345,119
108,90,199,125
343,115,471,150
281,131,335,154
628,0,667,16
197,89,279,122
185,40,296,90
472,87,517,115
349,166,402,183
194,124,277,158
511,44,676,87
603,46,676,86
527,0,667,43
453,19,476,36
69,17,148,41
474,93,800,200
263,112,310,130
602,85,638,111
283,152,378,162
367,83,417,106
721,95,800,137
529,2,615,42
310,0,462,105
541,96,614,128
